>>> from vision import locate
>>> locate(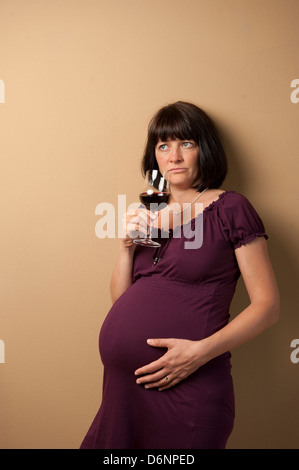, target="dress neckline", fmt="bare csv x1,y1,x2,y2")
158,190,236,234
202,190,235,214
